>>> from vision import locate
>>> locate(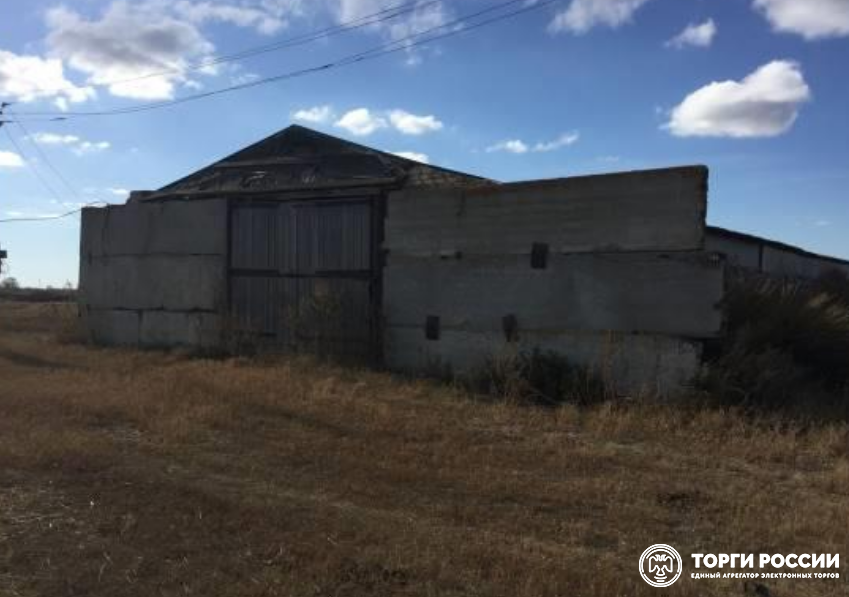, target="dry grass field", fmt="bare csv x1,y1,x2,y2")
0,301,847,597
